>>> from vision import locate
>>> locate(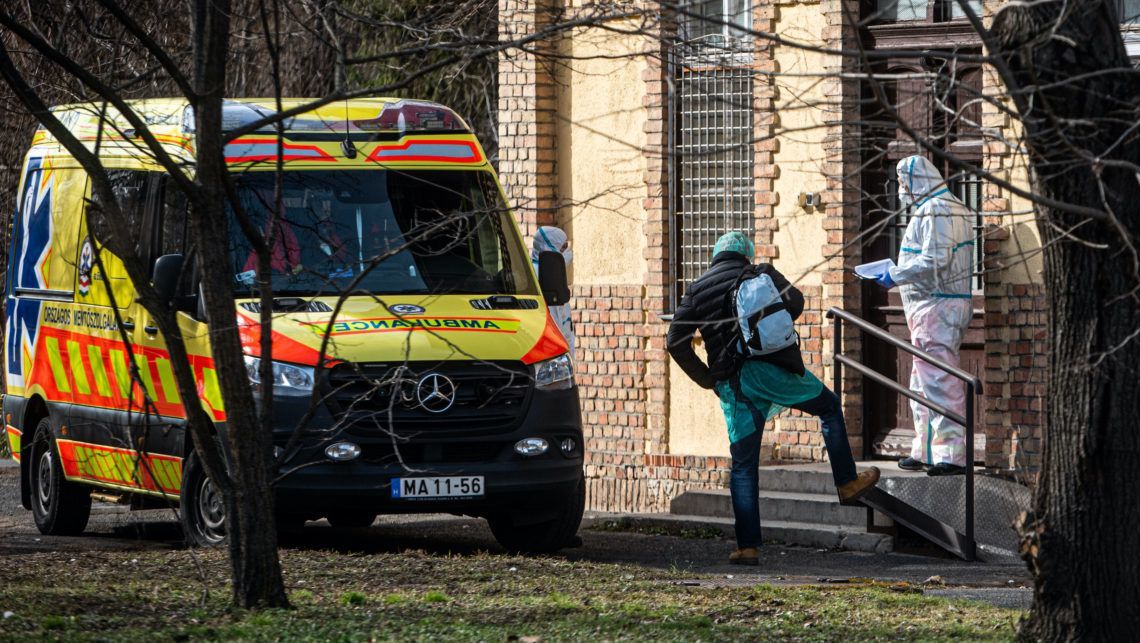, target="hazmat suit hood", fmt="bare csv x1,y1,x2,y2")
896,155,957,207
531,226,572,265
